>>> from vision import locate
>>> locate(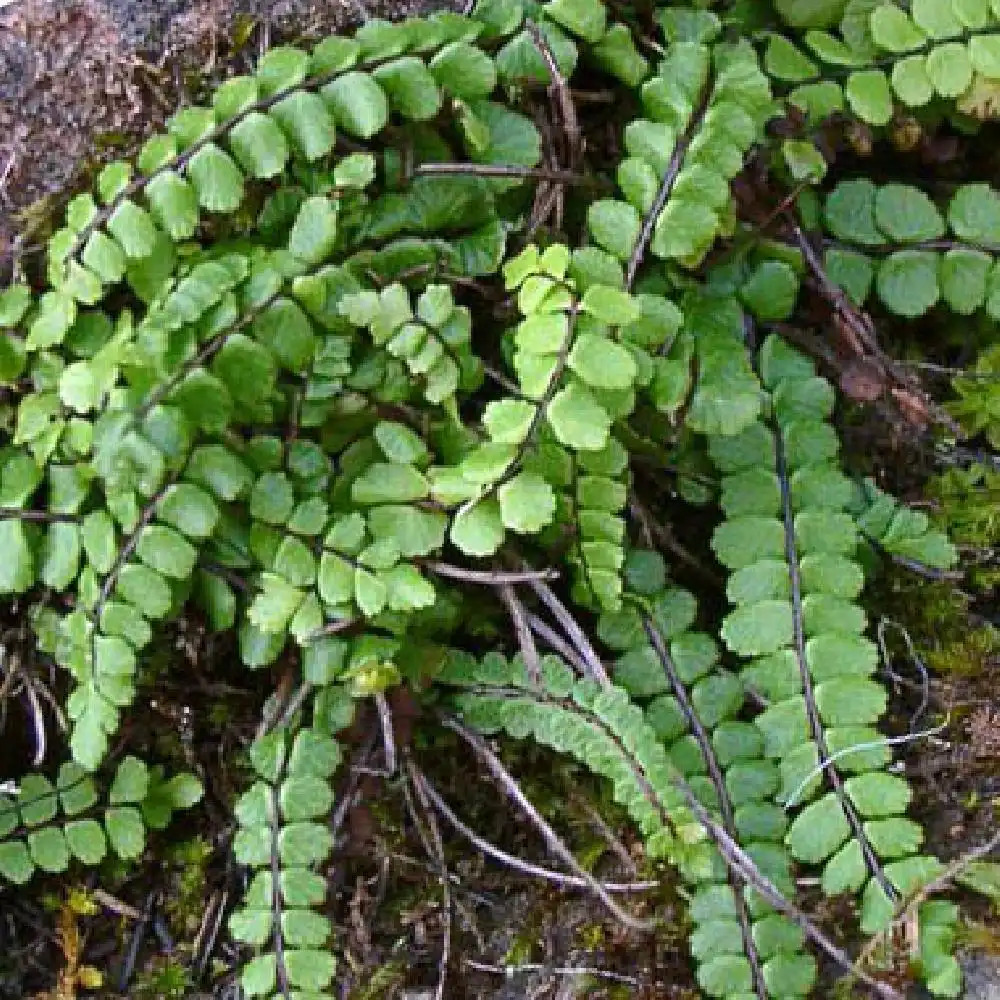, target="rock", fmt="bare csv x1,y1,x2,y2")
962,952,1000,1000
0,0,448,220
